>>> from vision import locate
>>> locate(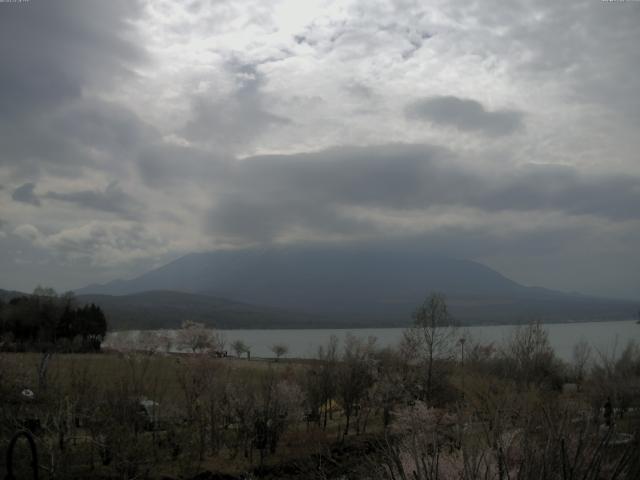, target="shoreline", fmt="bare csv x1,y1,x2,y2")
107,317,638,334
